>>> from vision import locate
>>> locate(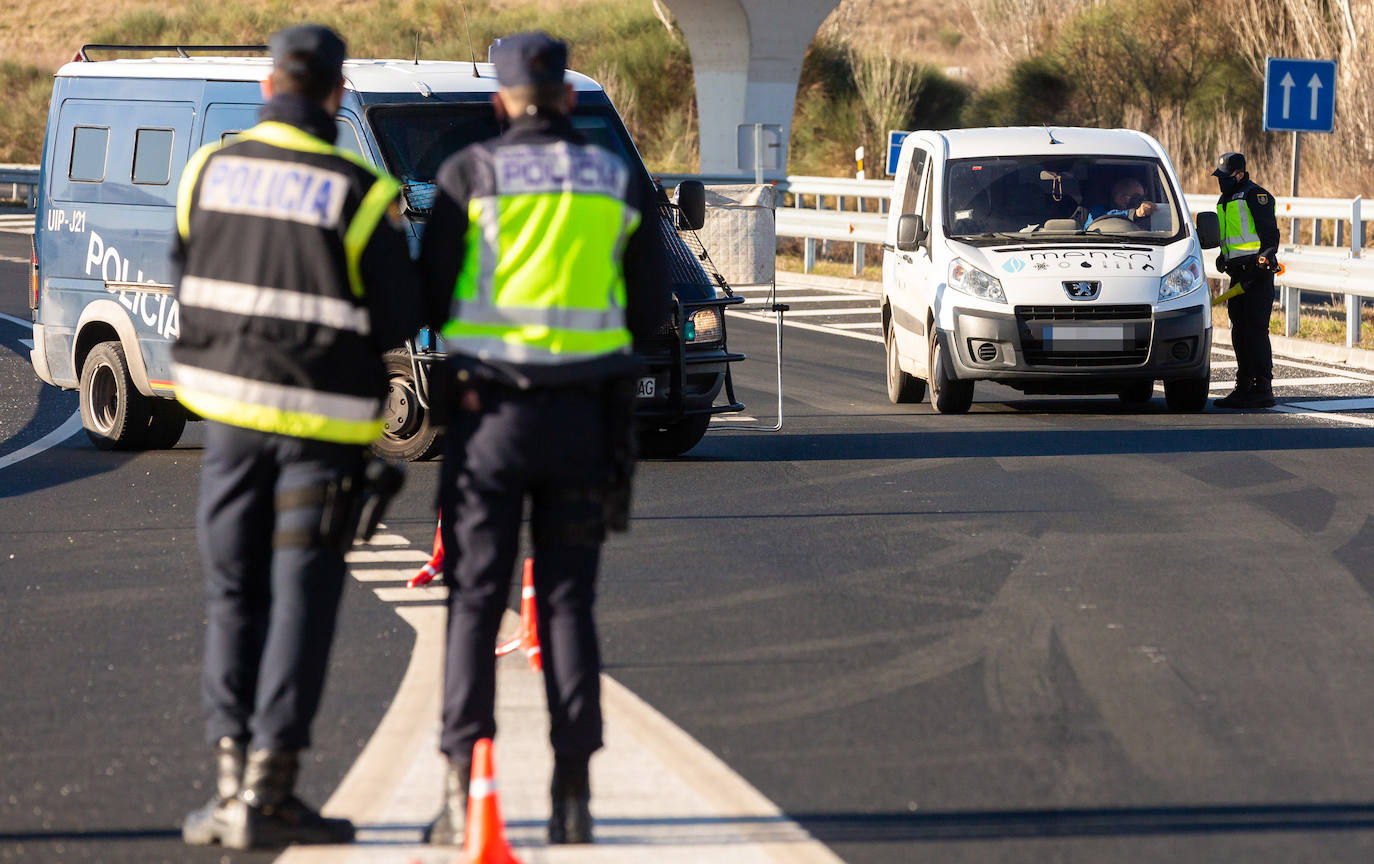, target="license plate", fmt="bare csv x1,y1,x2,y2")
636,376,656,398
1044,325,1126,350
